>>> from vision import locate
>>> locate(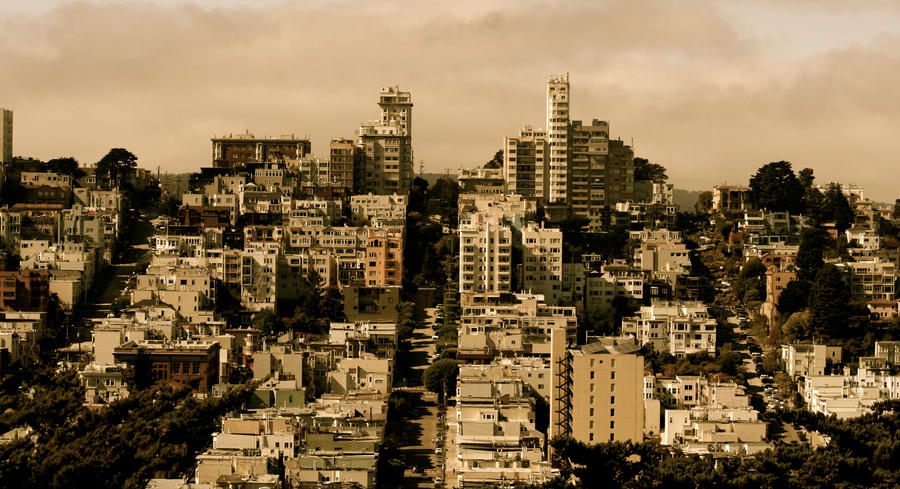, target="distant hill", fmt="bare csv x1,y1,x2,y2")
674,188,705,212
